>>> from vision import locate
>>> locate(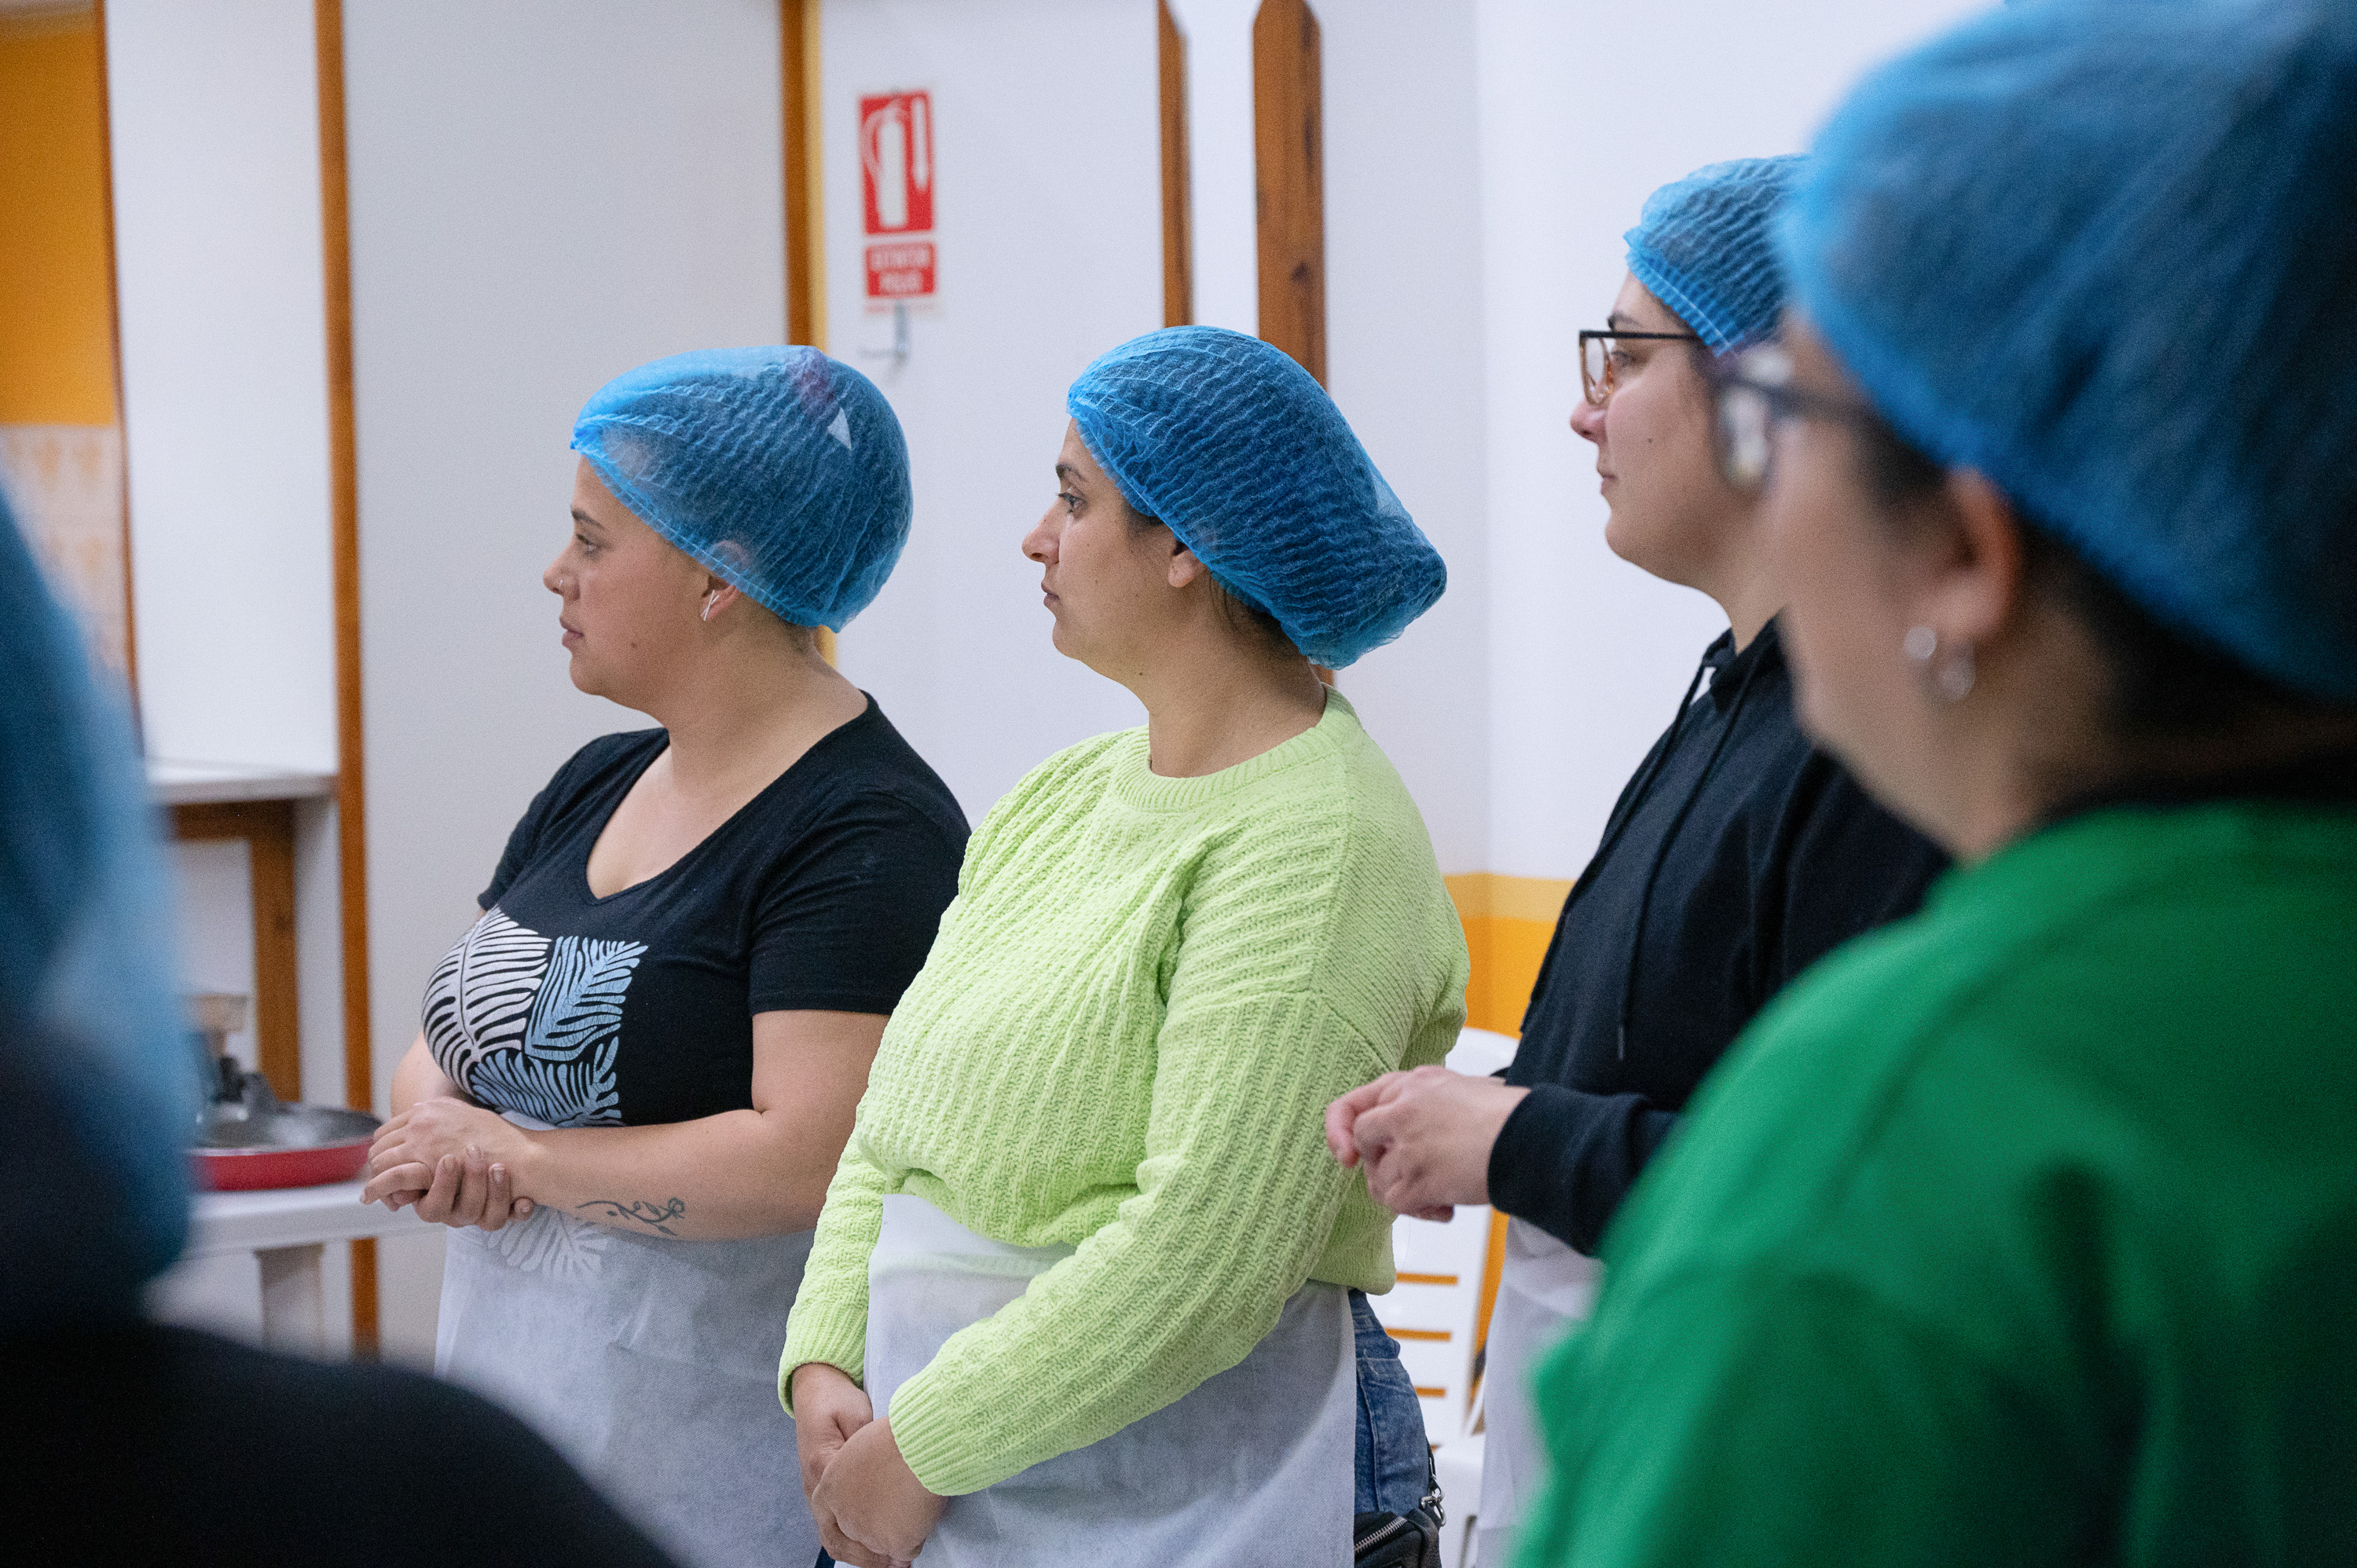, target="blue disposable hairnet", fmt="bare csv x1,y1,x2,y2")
0,488,193,1333
1783,0,2357,704
1065,327,1446,669
1625,156,1805,352
571,346,913,631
